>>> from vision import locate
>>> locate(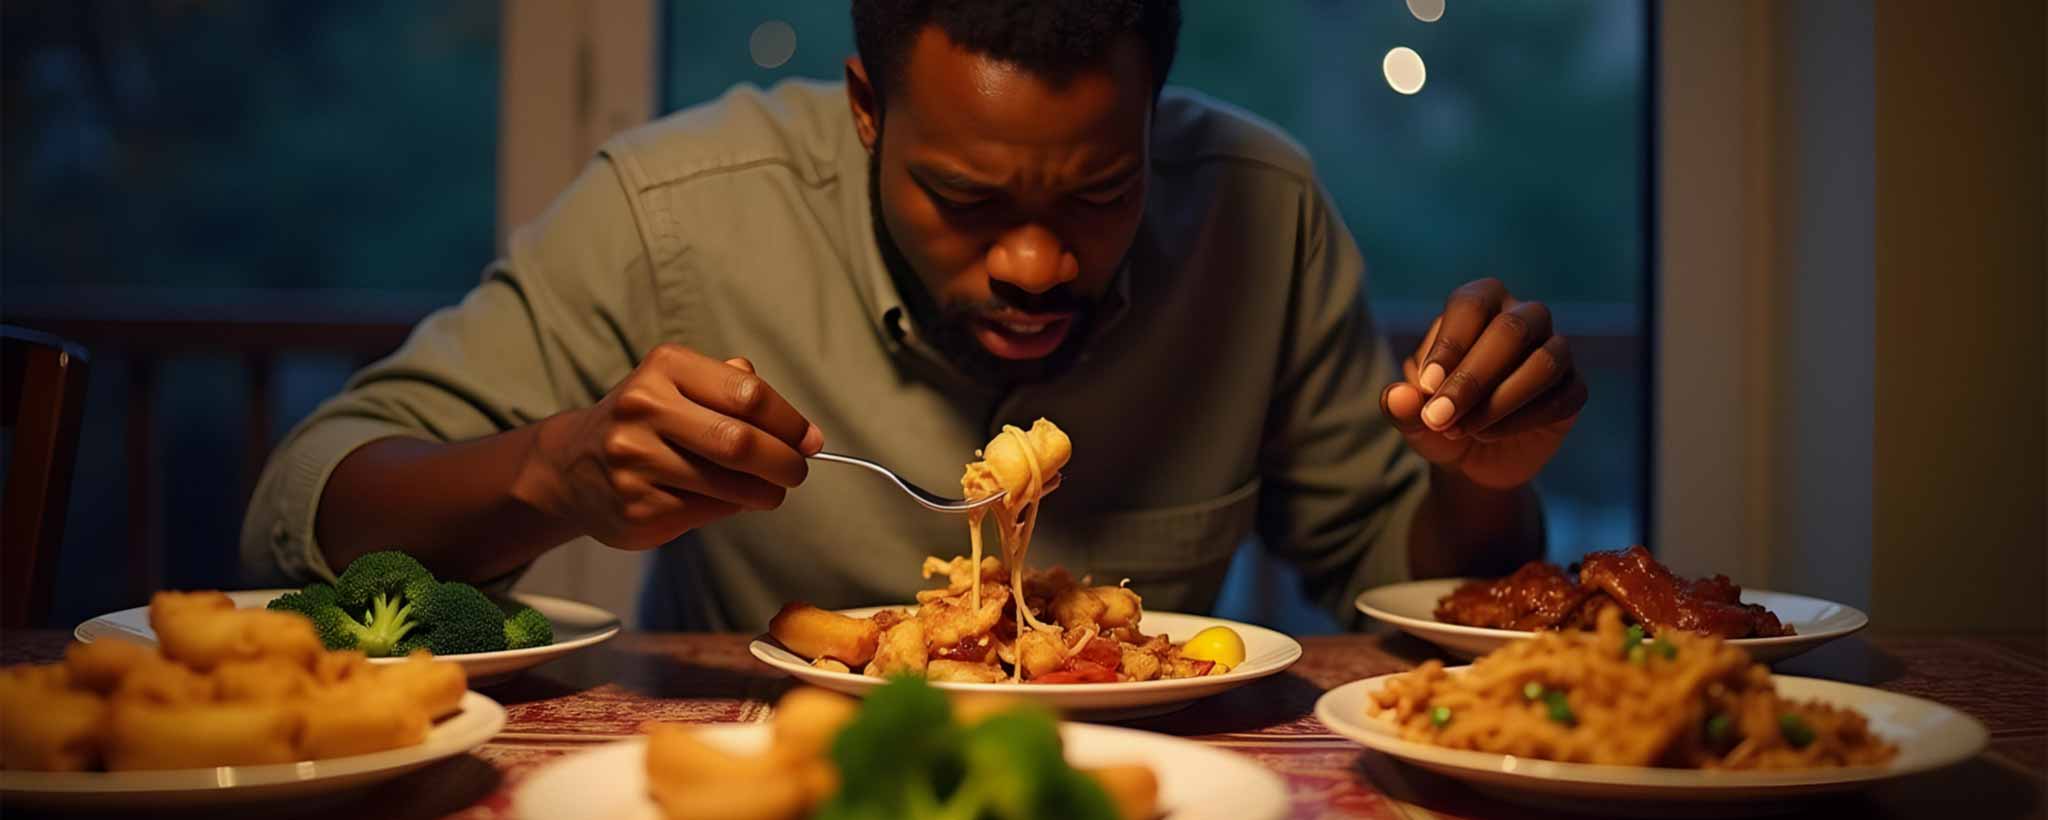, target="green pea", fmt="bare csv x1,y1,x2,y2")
1621,624,1646,656
1523,681,1545,701
1705,713,1733,745
1544,690,1576,726
1431,706,1453,727
1627,644,1647,664
1651,639,1678,660
1779,714,1815,748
